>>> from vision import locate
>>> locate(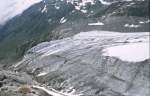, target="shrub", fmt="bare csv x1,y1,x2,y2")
17,85,31,94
